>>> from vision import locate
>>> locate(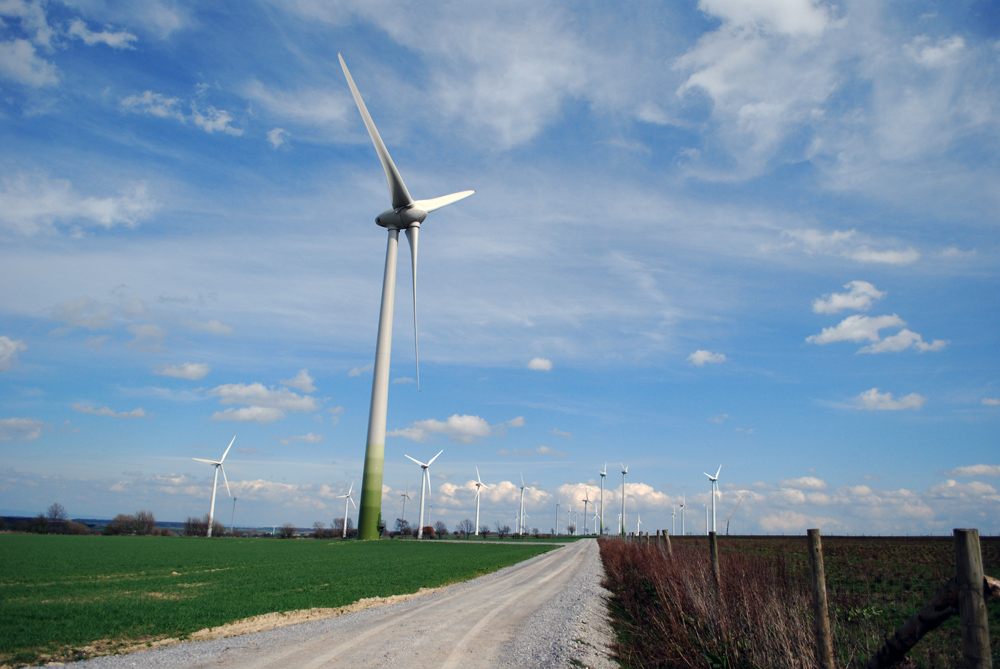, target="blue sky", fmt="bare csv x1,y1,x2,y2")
1,0,998,535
